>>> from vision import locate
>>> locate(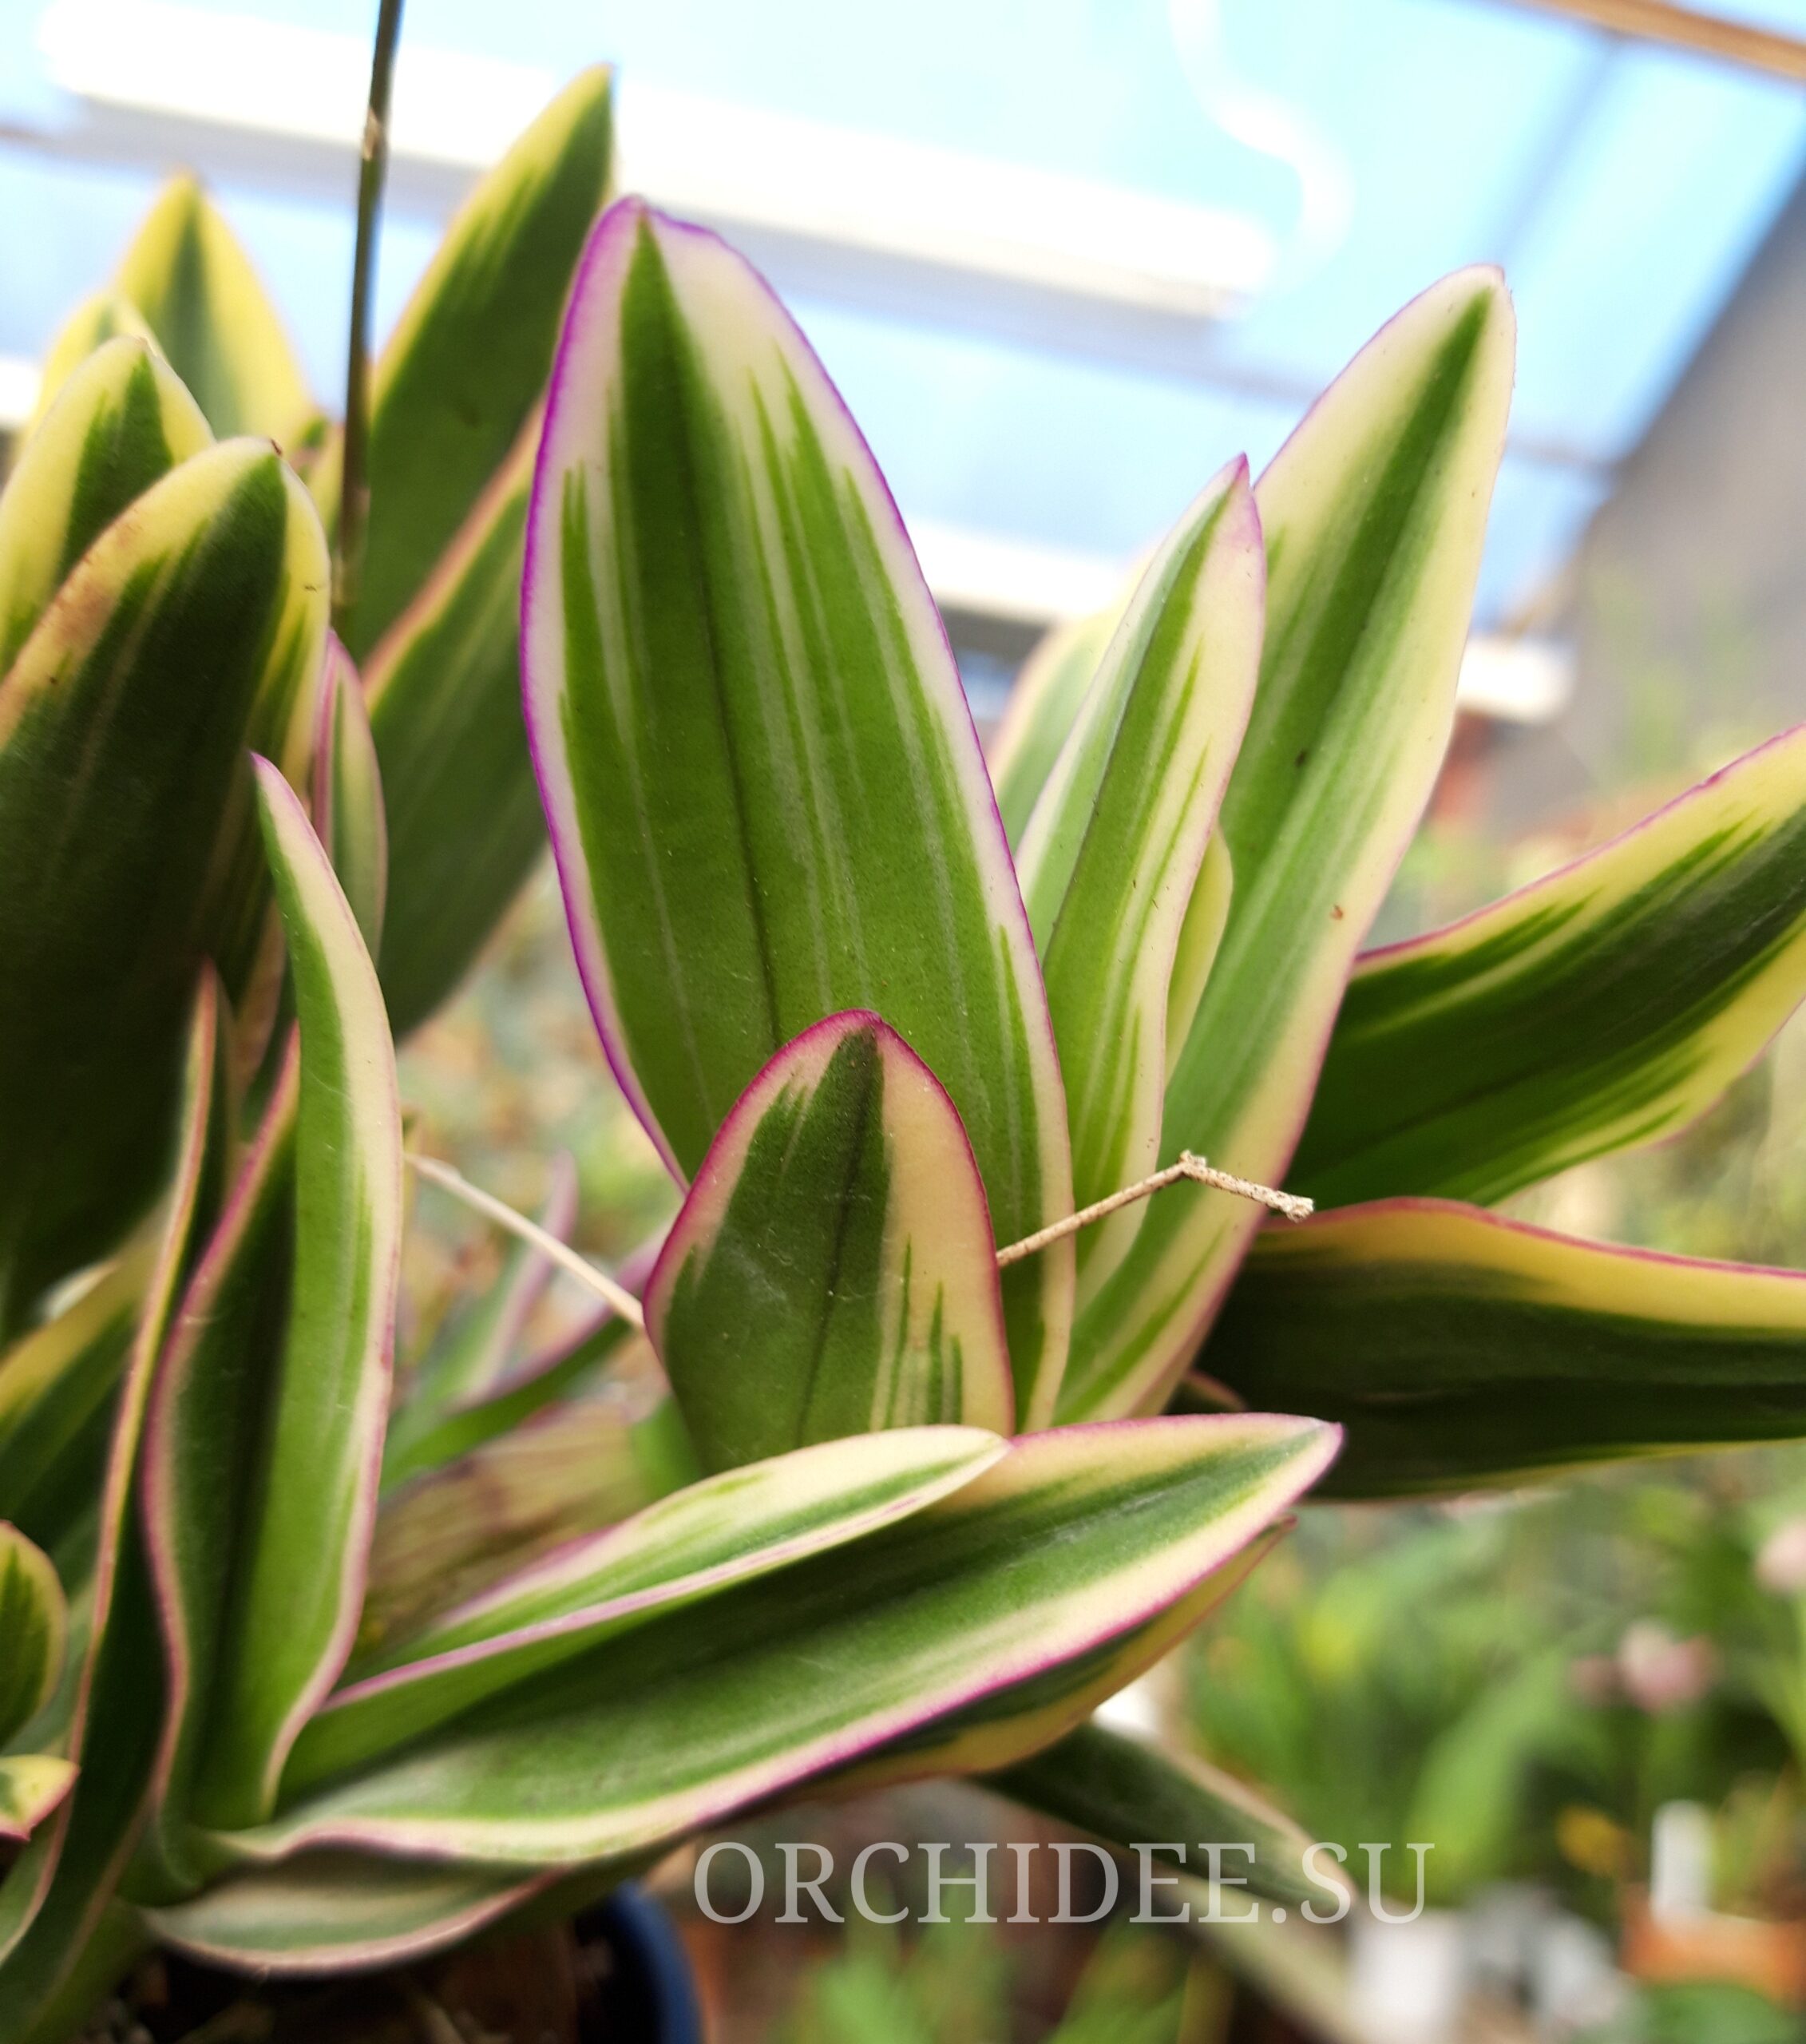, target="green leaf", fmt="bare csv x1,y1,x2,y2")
311,636,389,960
1295,723,1806,1208
0,980,224,2014
227,1415,1335,1868
988,607,1120,849
0,1252,146,1556
365,1355,687,1650
524,200,1075,1424
343,67,614,656
190,764,402,1832
287,1425,1007,1792
142,1856,546,1976
0,1527,65,1749
24,294,157,438
645,1014,1015,1472
1403,1647,1579,1902
113,178,311,443
1059,269,1515,1421
139,1049,298,1893
992,1720,1328,1909
0,337,212,676
1016,460,1261,1295
1164,834,1234,1086
0,439,327,1330
0,1761,77,1848
364,419,541,1032
833,1527,1277,1791
1205,1197,1806,1495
